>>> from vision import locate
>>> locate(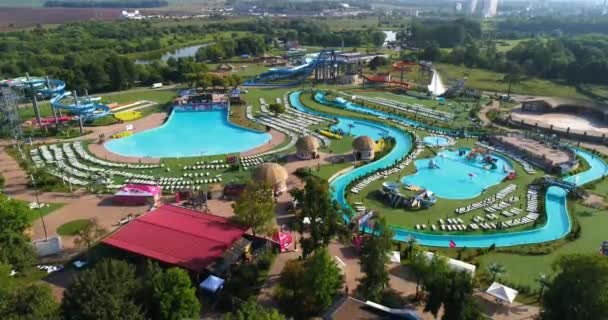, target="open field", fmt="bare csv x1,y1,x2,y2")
0,7,121,29
0,0,222,8
435,63,590,99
